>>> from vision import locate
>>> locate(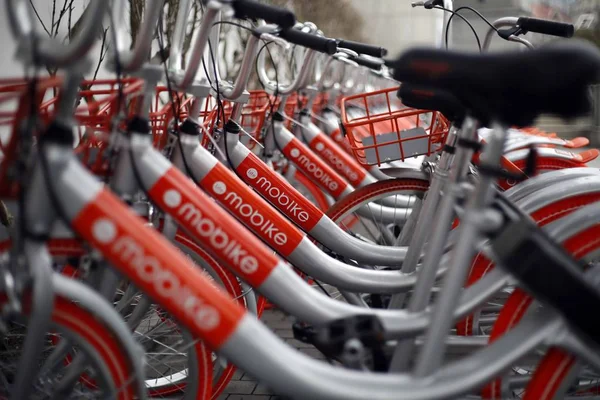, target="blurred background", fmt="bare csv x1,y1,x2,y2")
1,0,600,140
